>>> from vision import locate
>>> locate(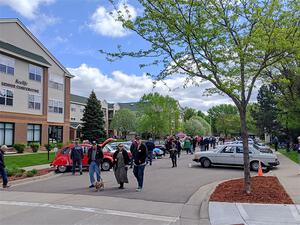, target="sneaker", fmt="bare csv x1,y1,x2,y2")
136,188,142,192
89,184,95,188
3,184,10,188
80,172,83,175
